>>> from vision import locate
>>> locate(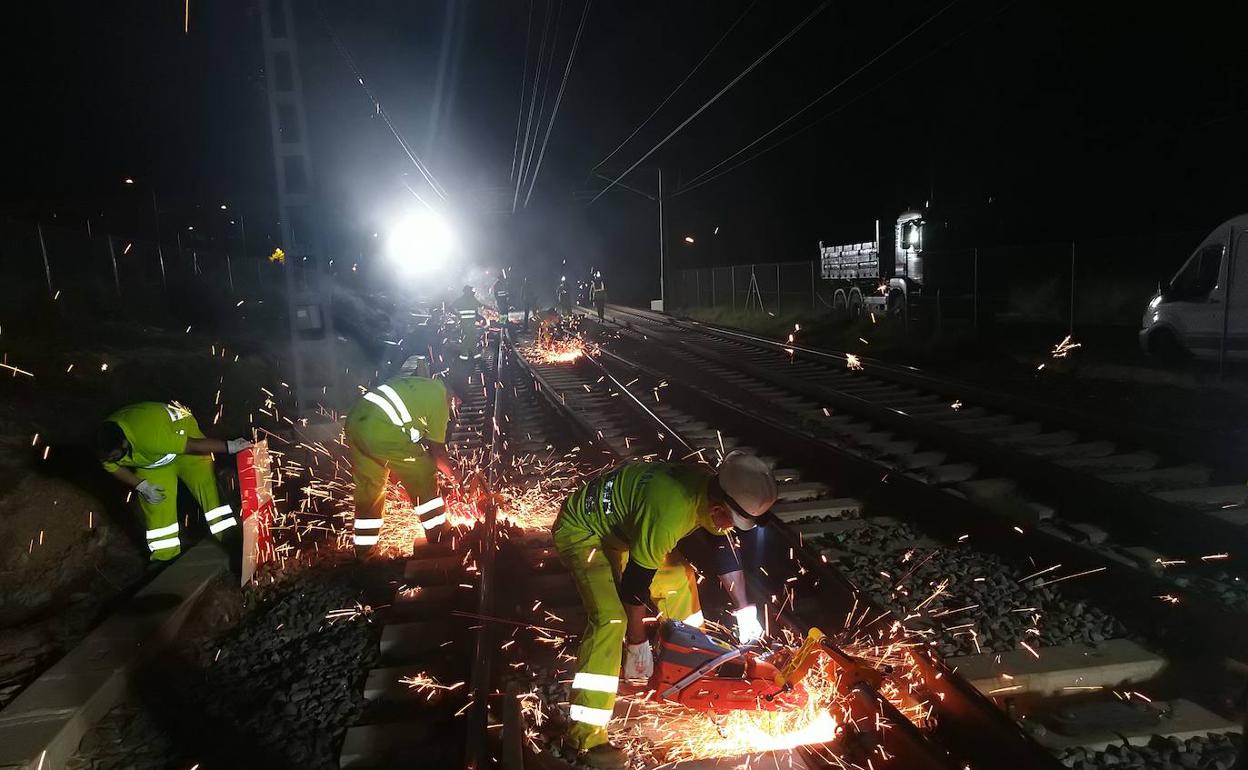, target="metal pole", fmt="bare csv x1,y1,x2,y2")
226,252,235,293
107,235,121,295
151,188,167,289
973,247,979,331
1220,233,1239,377
811,261,816,311
776,263,781,314
86,218,93,240
36,222,53,292
1069,242,1075,334
732,267,736,309
695,269,700,306
657,167,665,307
711,269,716,306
